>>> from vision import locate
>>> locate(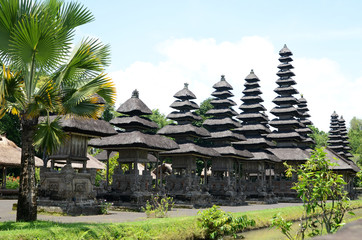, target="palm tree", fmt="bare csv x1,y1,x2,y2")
0,0,116,221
